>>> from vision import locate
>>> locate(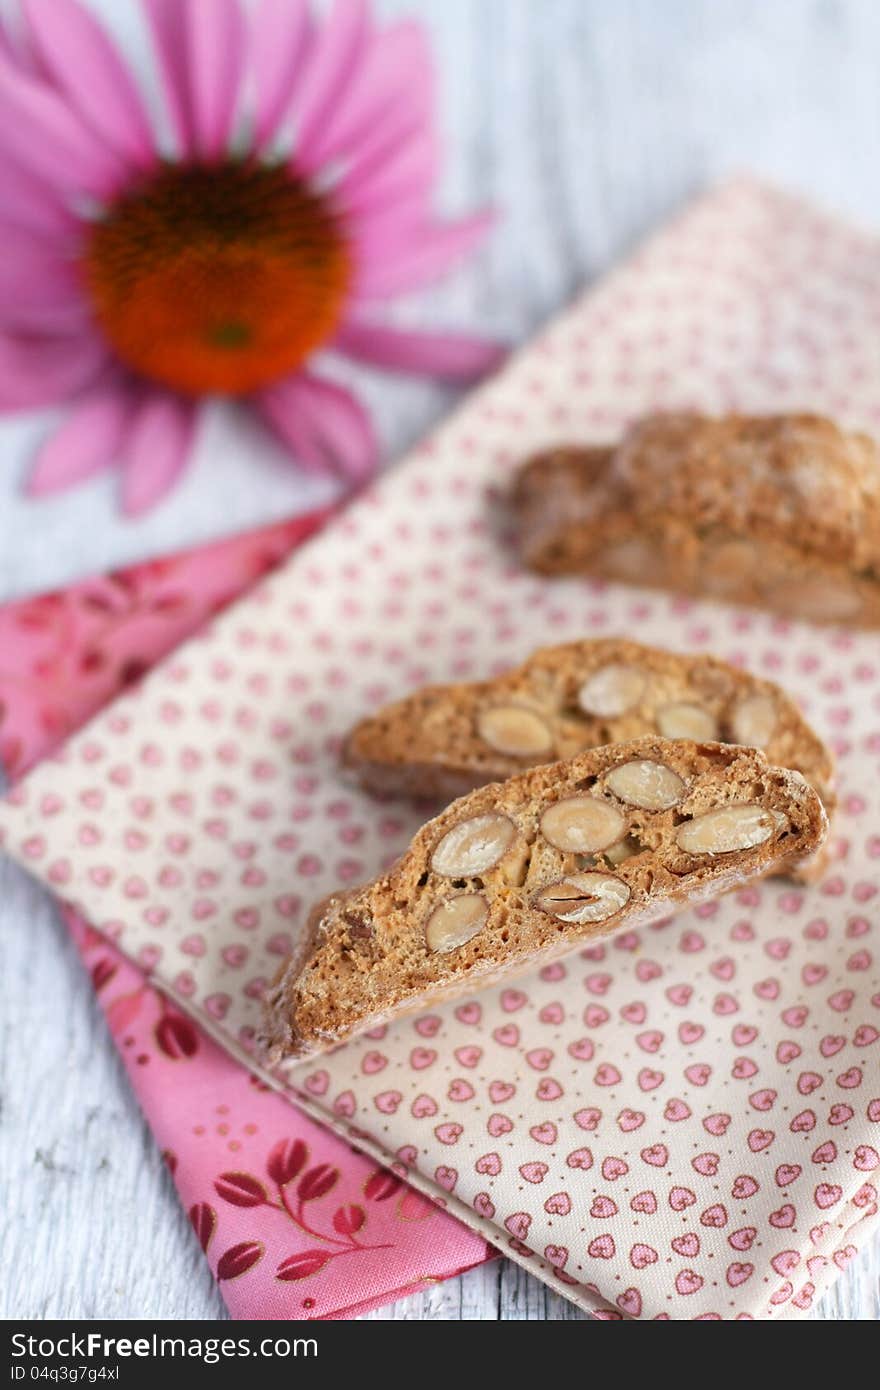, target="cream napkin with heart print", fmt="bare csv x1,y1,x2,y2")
2,179,879,1320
